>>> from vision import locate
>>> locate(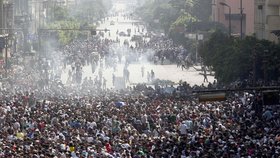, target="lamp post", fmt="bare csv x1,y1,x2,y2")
263,50,269,84
240,0,243,39
4,34,12,78
220,2,231,36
